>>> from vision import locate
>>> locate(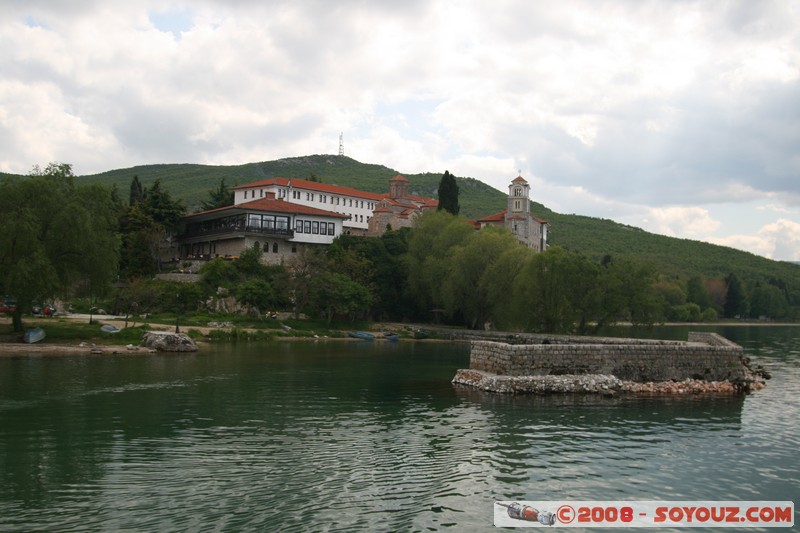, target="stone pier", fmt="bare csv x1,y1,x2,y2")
452,332,765,395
